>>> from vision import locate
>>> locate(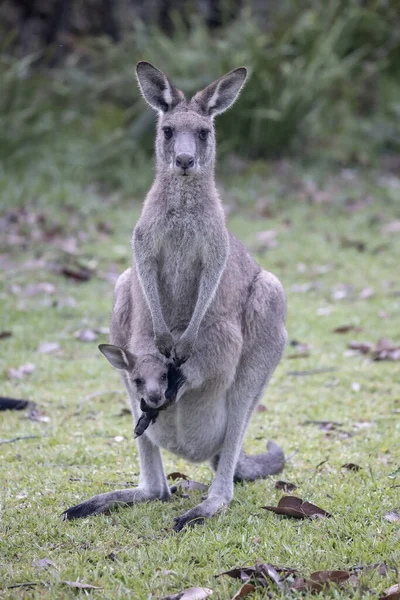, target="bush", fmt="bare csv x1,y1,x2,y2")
1,0,399,194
